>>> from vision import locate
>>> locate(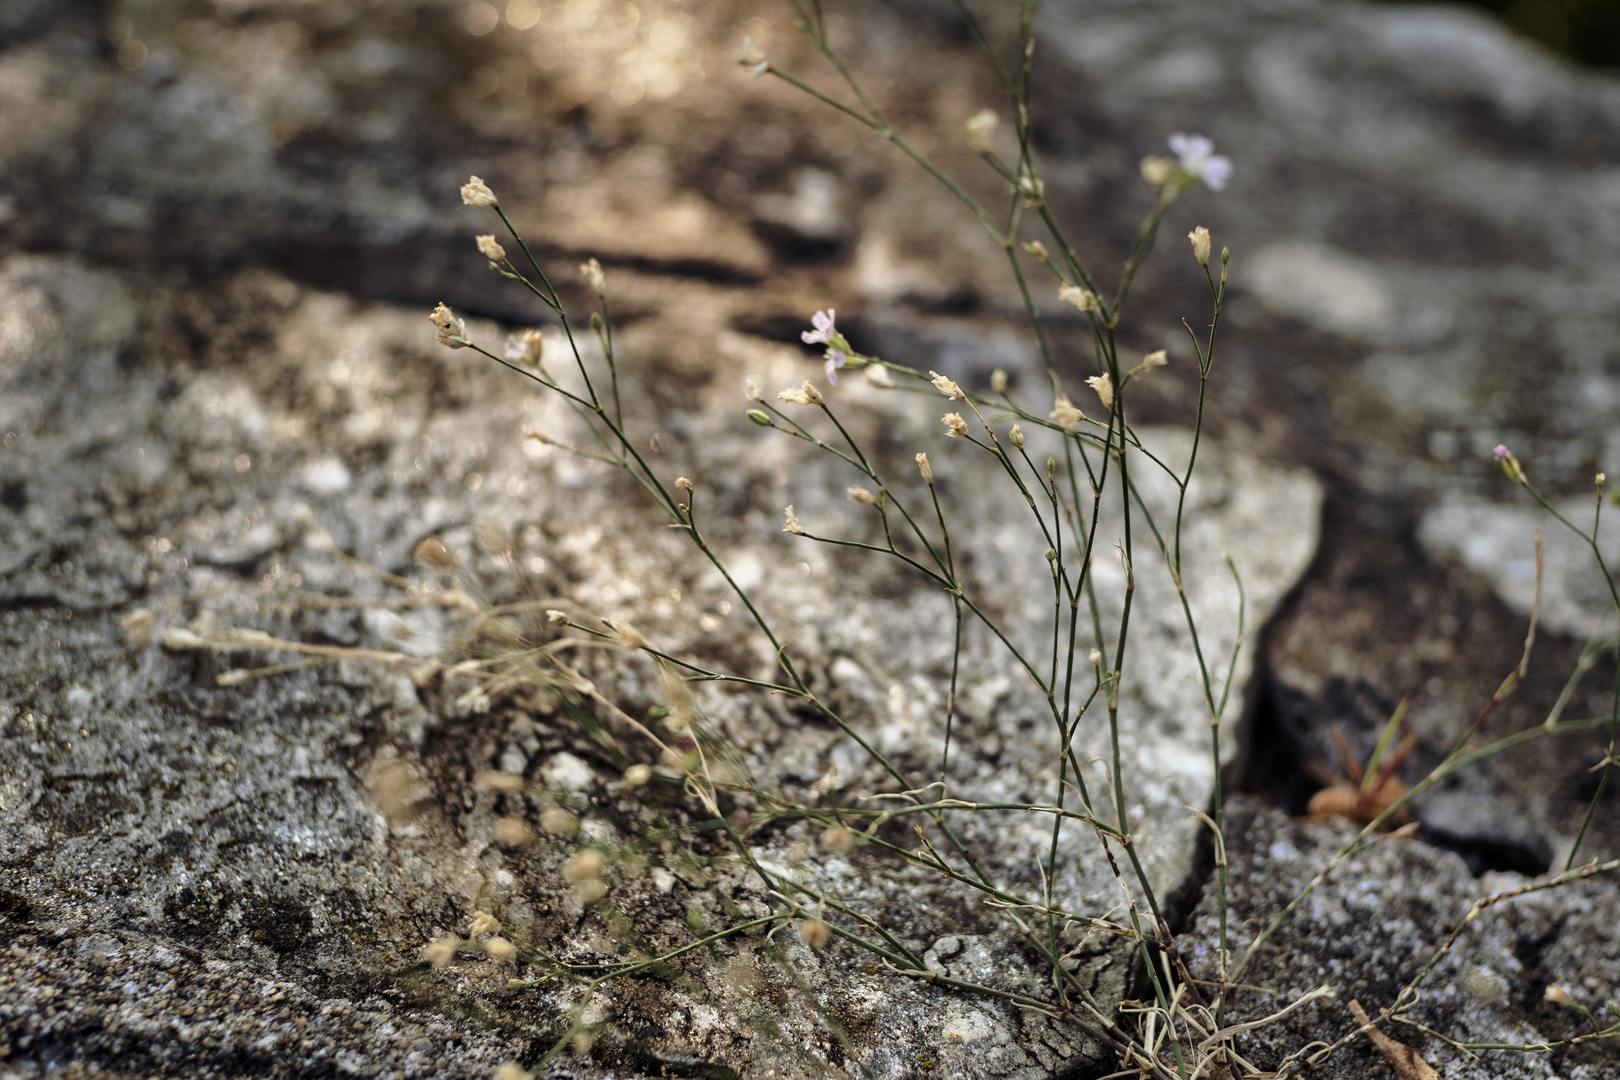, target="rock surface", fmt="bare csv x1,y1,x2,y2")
1,0,1618,1078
